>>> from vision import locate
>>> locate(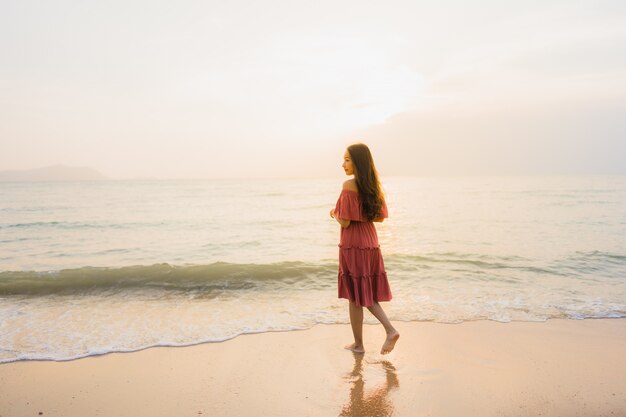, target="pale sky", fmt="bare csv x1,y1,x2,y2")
1,0,625,179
